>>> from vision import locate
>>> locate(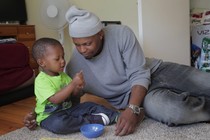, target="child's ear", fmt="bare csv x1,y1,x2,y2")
37,59,45,67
